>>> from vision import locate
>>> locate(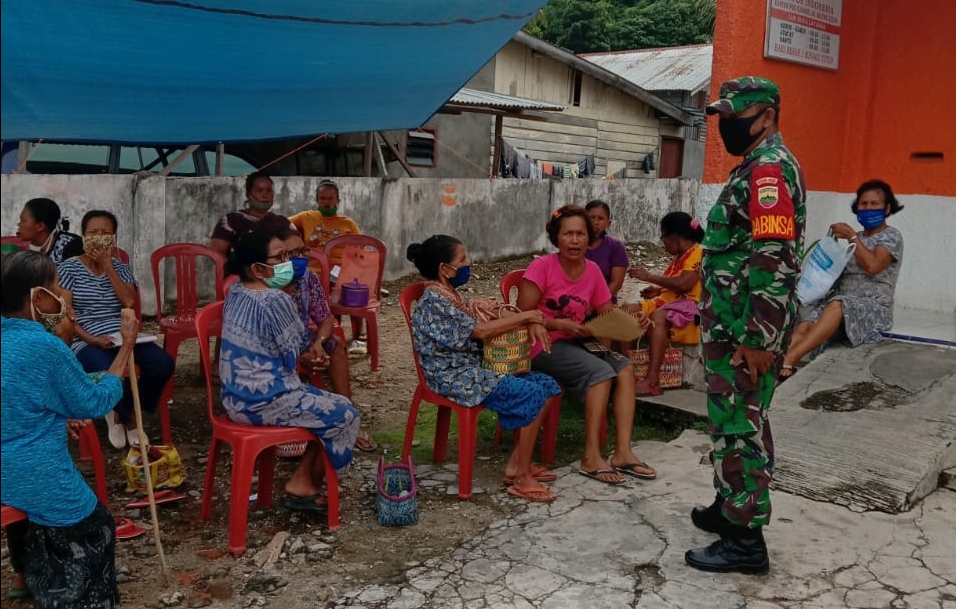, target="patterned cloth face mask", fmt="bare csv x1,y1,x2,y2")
83,234,116,253
31,286,67,329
